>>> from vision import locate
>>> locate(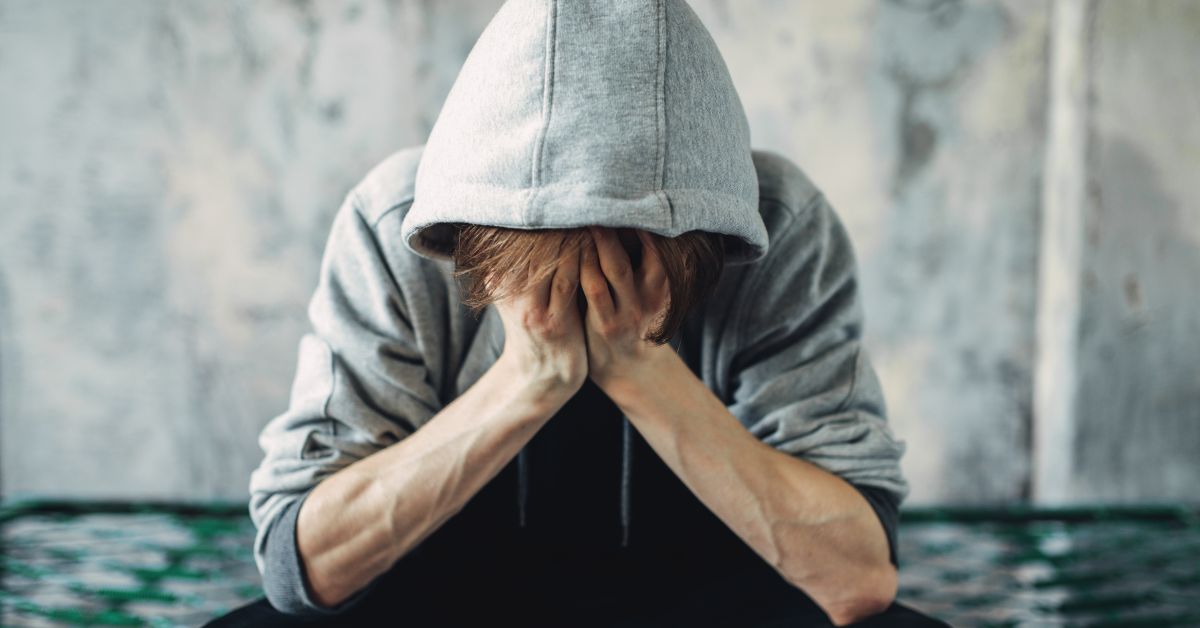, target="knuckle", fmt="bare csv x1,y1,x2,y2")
583,284,607,301
522,308,547,332
543,312,565,336
553,275,576,297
